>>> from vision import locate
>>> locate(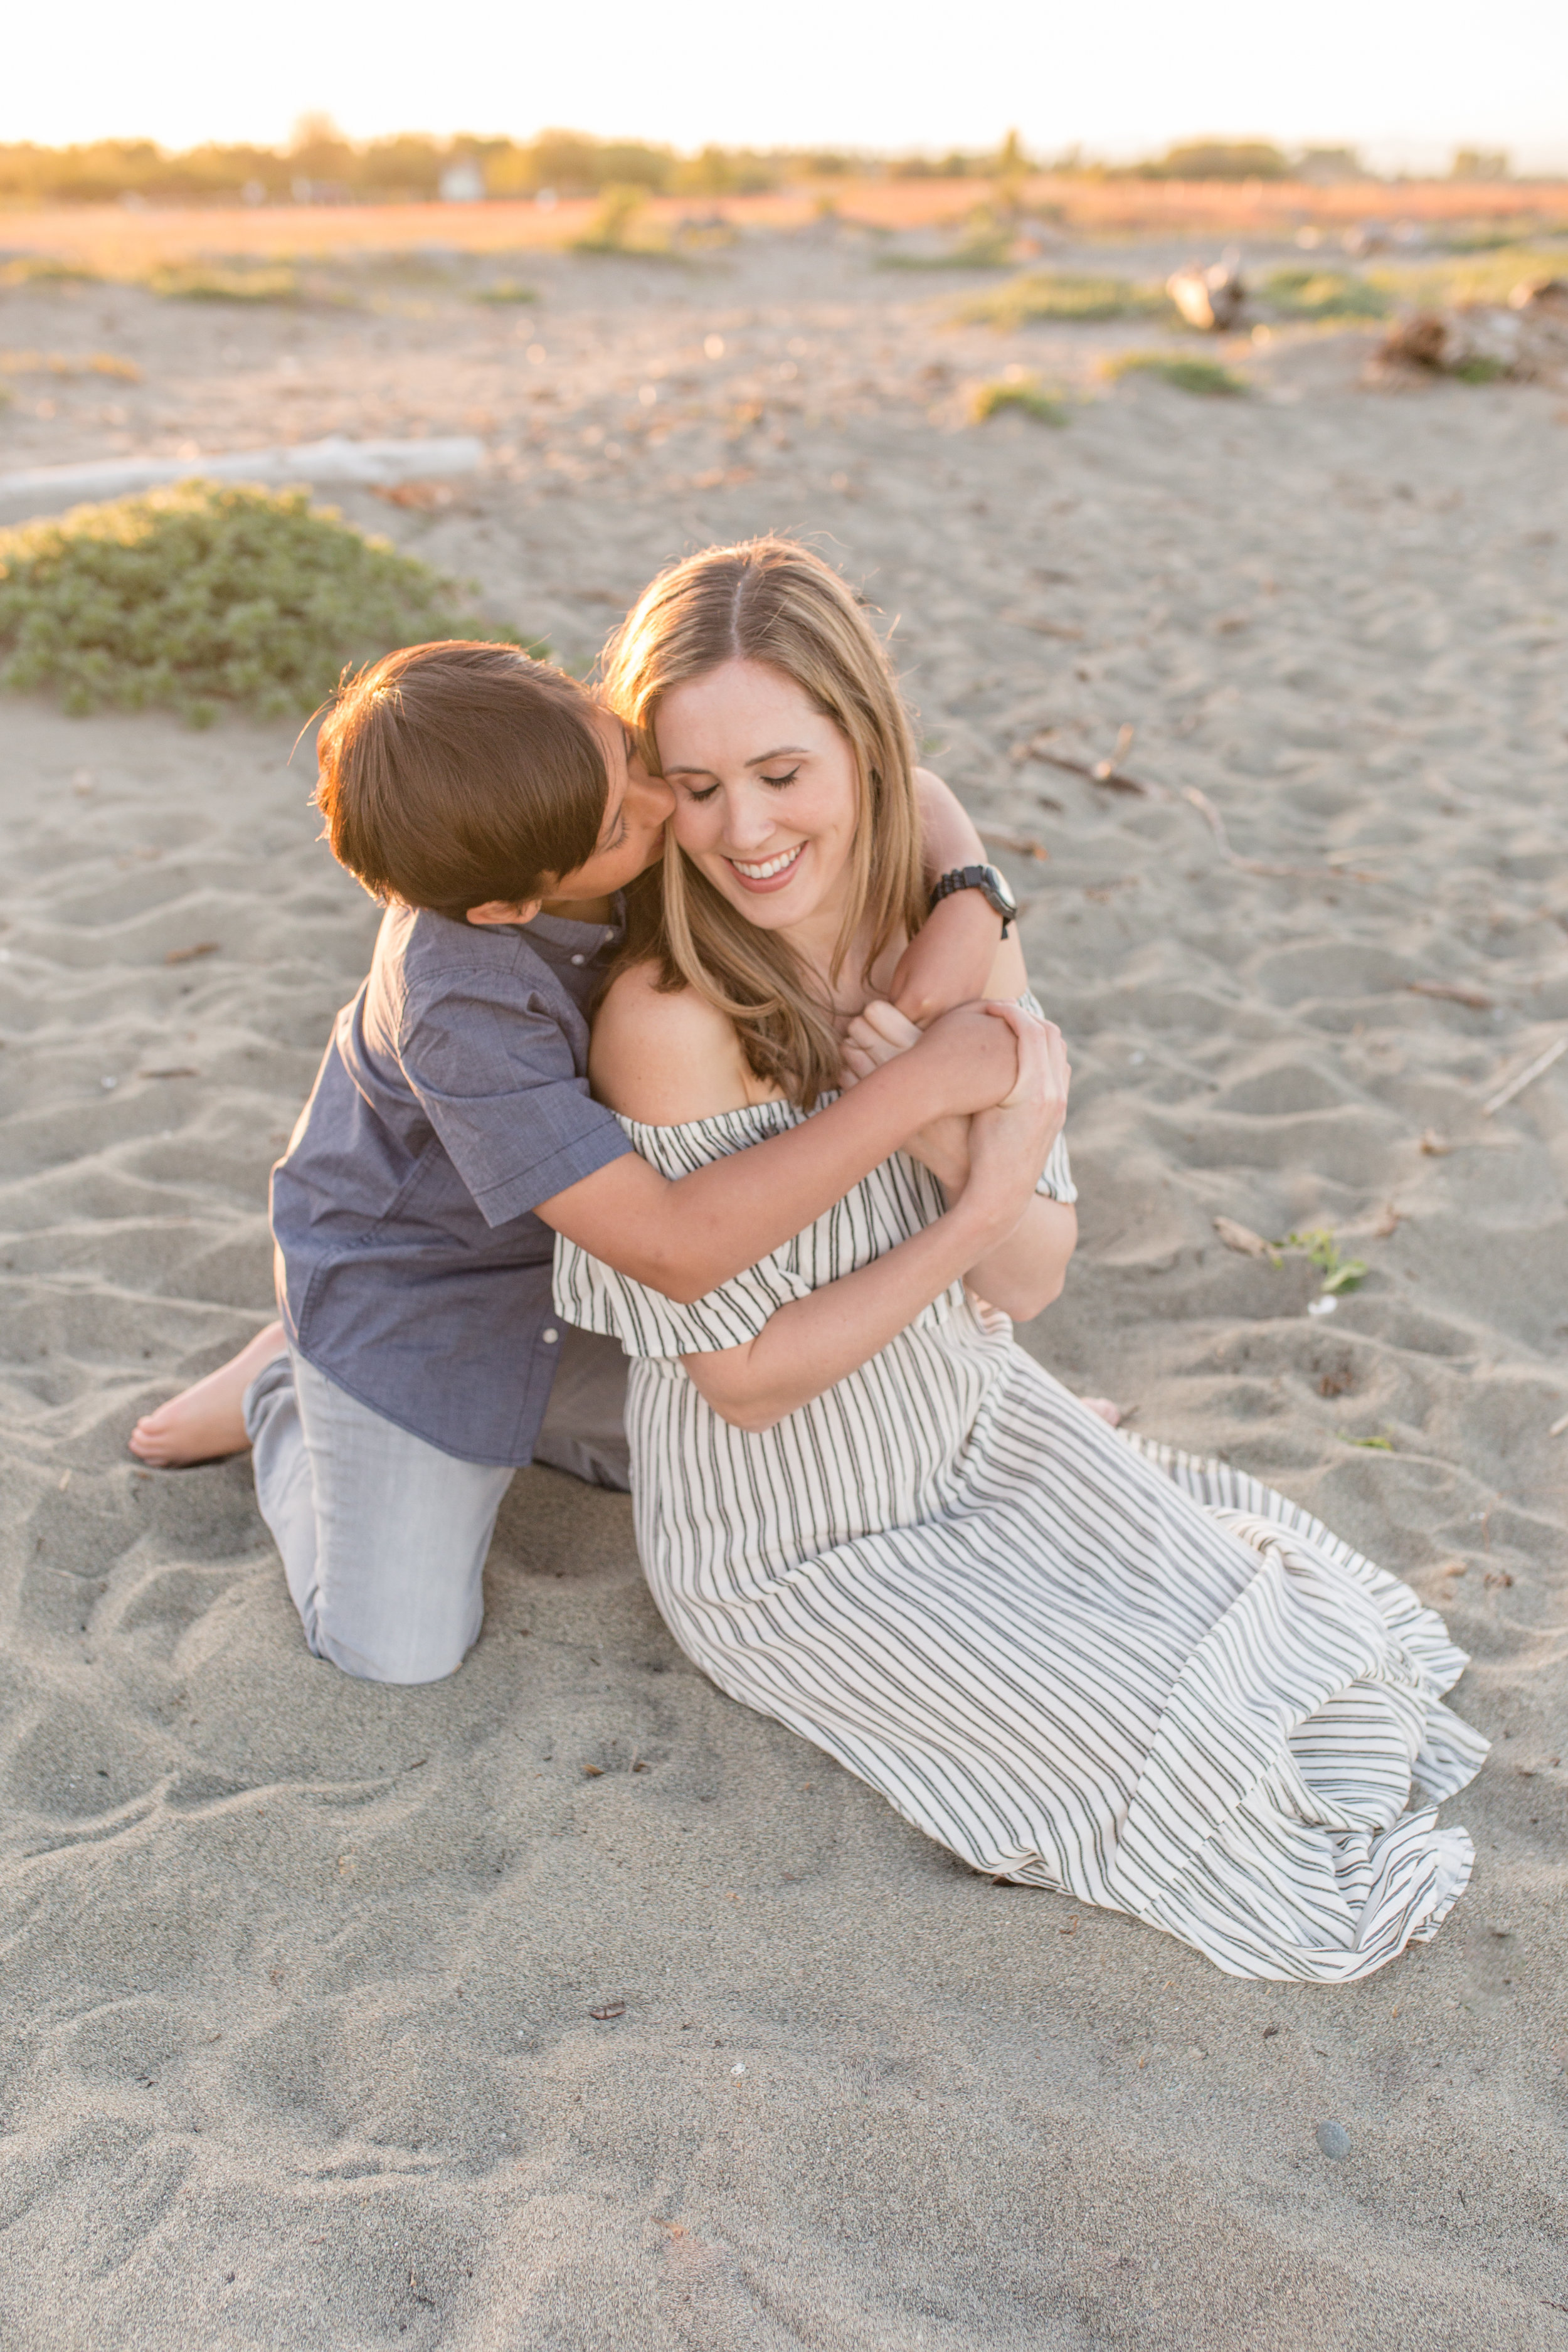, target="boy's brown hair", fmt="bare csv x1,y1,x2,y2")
314,641,608,919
